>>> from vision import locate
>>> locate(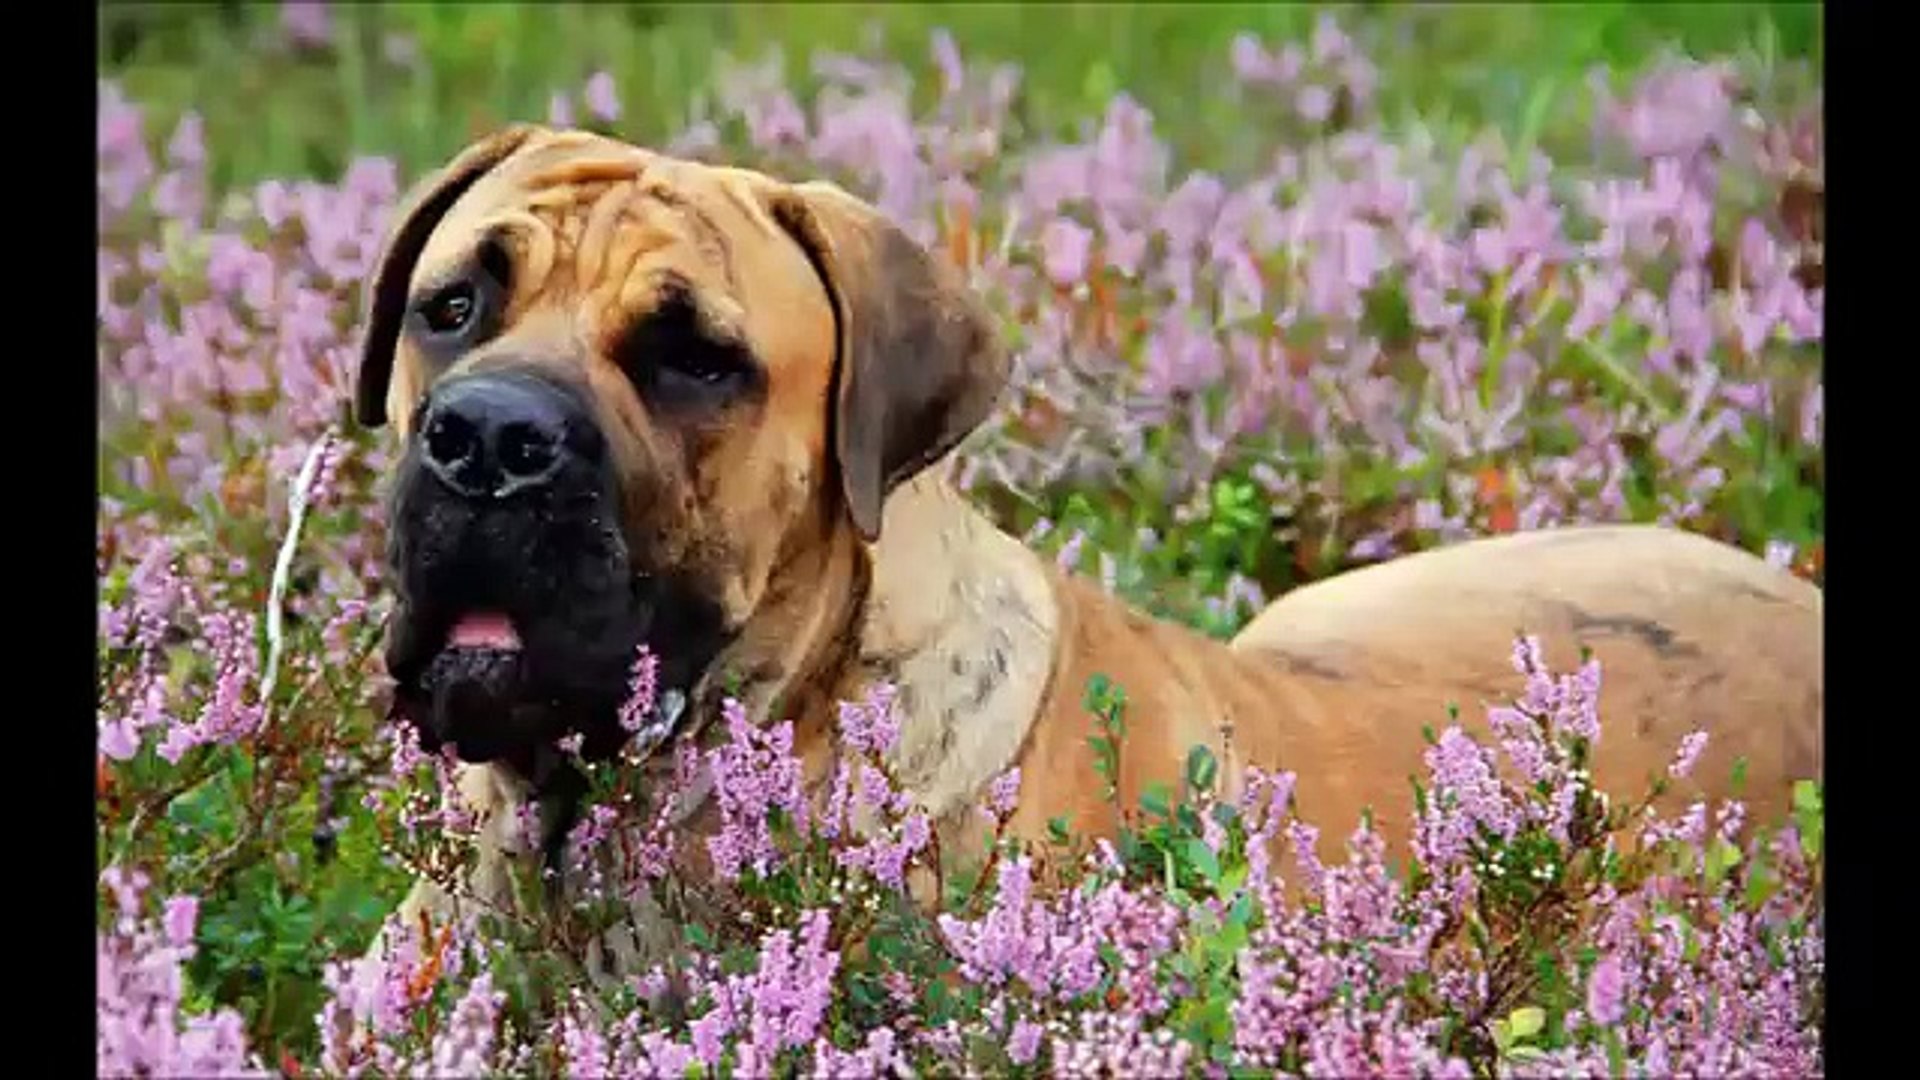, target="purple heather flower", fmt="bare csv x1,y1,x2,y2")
98,870,264,1077
583,71,621,123
555,993,609,1076
813,1026,905,1078
987,766,1023,819
1039,216,1094,285
1056,529,1087,573
1669,730,1711,779
1008,1018,1044,1064
1296,83,1335,124
616,644,660,735
429,973,505,1076
1418,726,1520,864
162,896,198,948
837,681,902,757
1587,952,1627,1027
1231,35,1291,86
930,29,965,97
705,701,809,881
280,2,332,49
